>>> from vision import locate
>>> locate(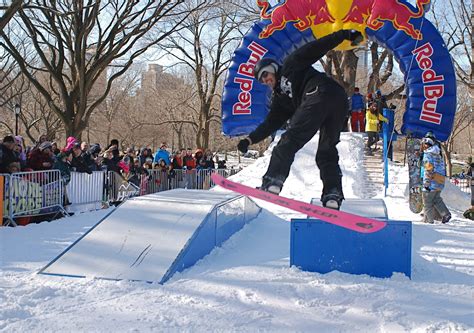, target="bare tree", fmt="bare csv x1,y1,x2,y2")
431,0,473,93
0,0,204,140
0,0,22,32
441,87,473,175
157,0,251,149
